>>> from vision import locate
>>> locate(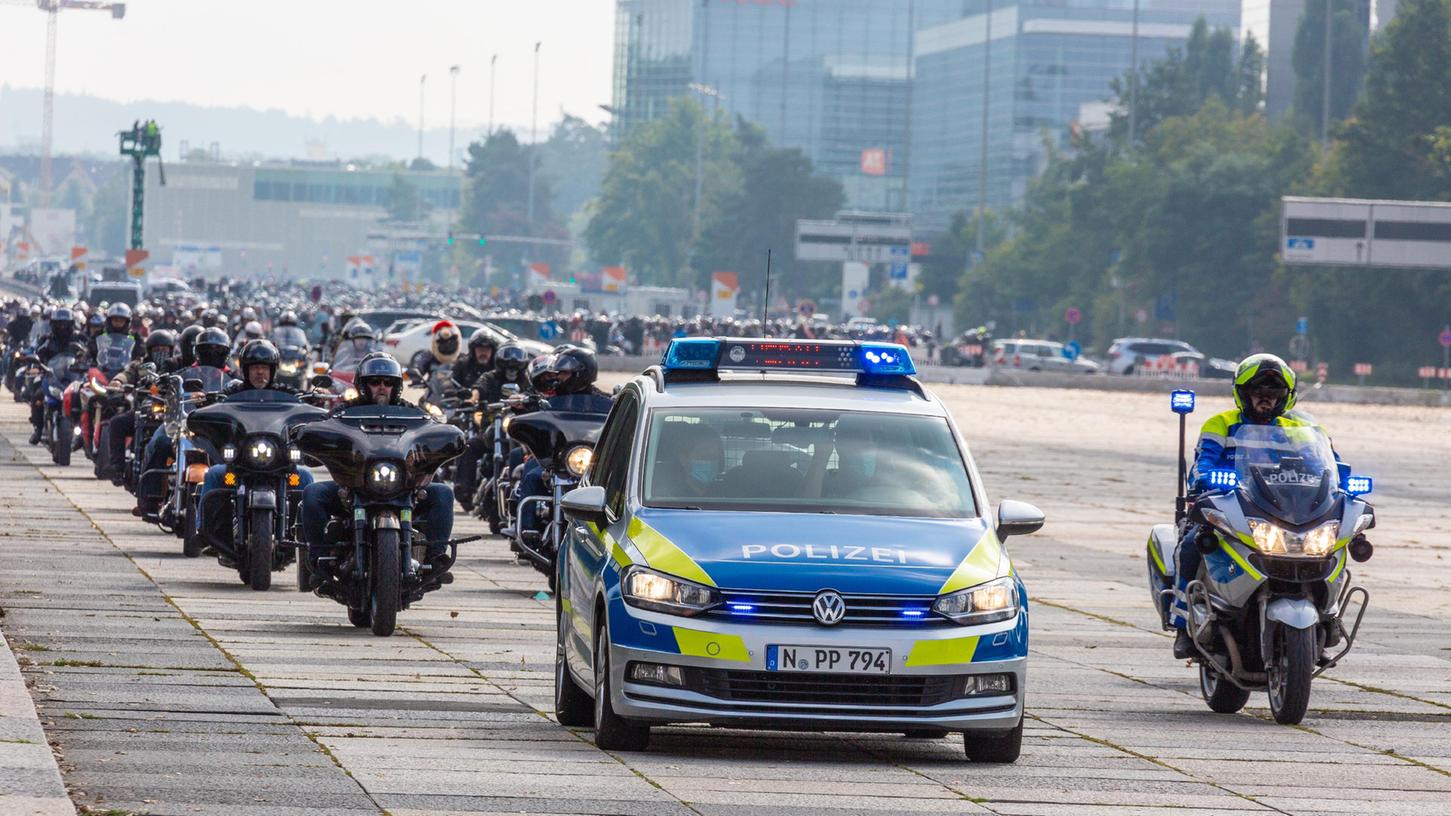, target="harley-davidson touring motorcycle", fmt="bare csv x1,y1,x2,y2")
1146,390,1374,725
189,388,327,590
505,399,607,584
294,402,467,636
